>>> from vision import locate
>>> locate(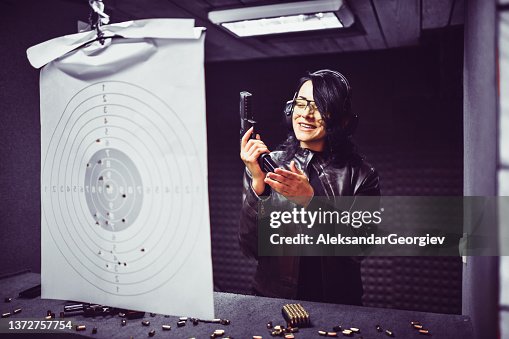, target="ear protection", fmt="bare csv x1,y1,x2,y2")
284,69,358,136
